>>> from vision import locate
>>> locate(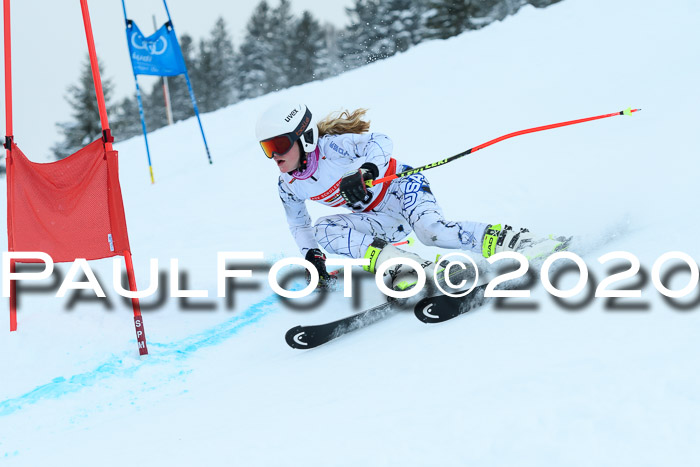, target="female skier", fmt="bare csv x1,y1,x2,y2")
255,102,565,291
